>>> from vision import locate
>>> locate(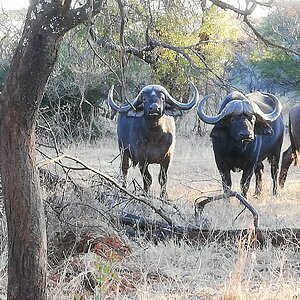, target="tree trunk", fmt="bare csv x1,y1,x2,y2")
0,1,104,298
0,12,62,300
0,111,48,299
